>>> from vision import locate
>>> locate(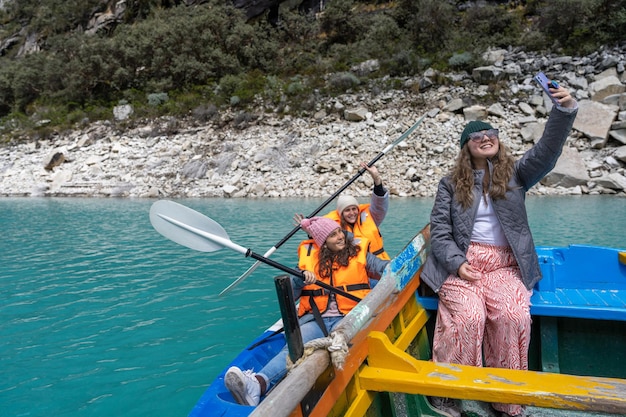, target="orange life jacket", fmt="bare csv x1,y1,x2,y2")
296,238,371,316
326,204,390,260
